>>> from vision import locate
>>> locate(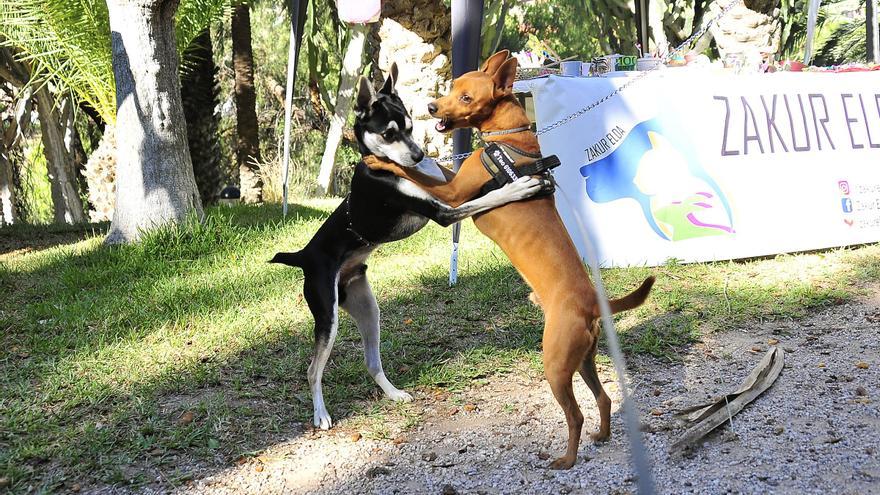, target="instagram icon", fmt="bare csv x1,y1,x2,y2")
838,180,850,195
